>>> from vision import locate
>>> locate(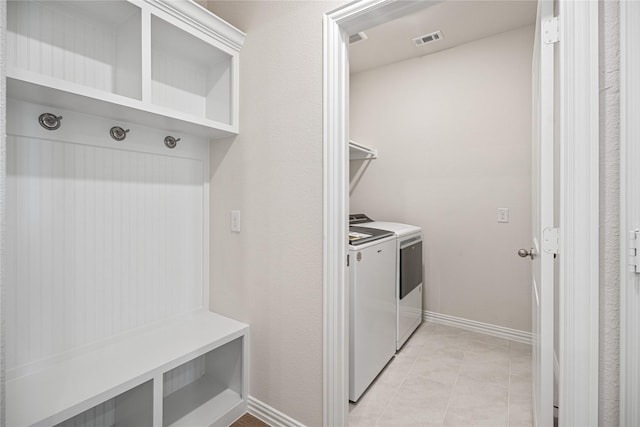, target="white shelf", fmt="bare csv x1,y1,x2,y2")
6,74,236,139
349,140,378,160
6,0,245,139
7,310,248,427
